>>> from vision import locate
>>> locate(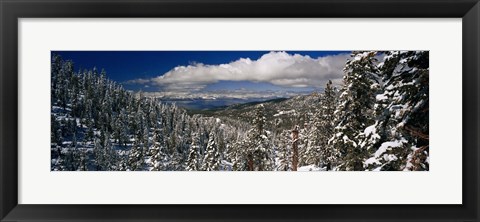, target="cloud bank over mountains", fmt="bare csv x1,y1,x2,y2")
126,51,350,93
